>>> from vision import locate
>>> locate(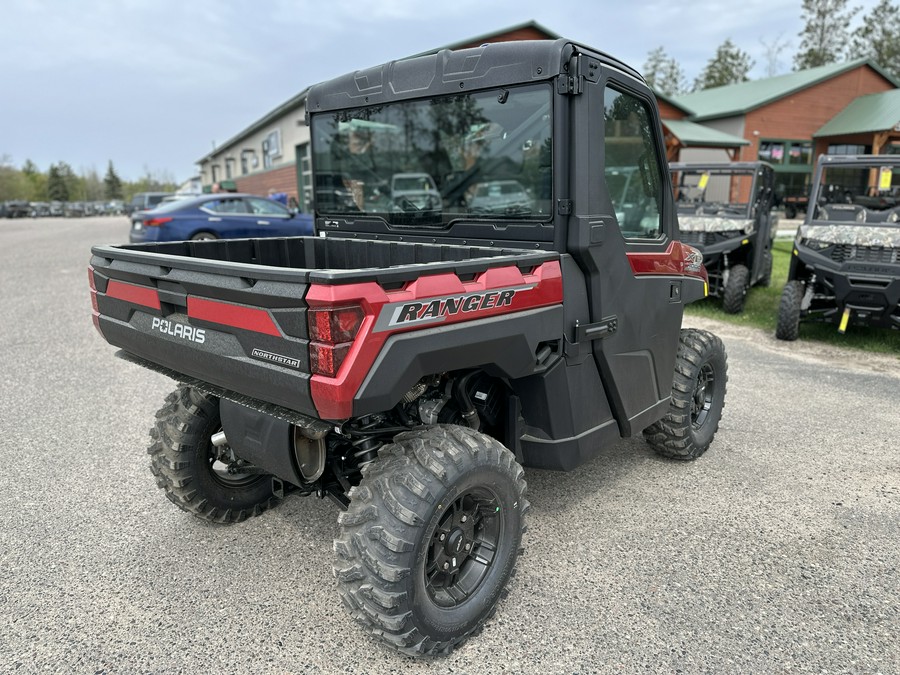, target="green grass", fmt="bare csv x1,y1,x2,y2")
685,239,900,355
